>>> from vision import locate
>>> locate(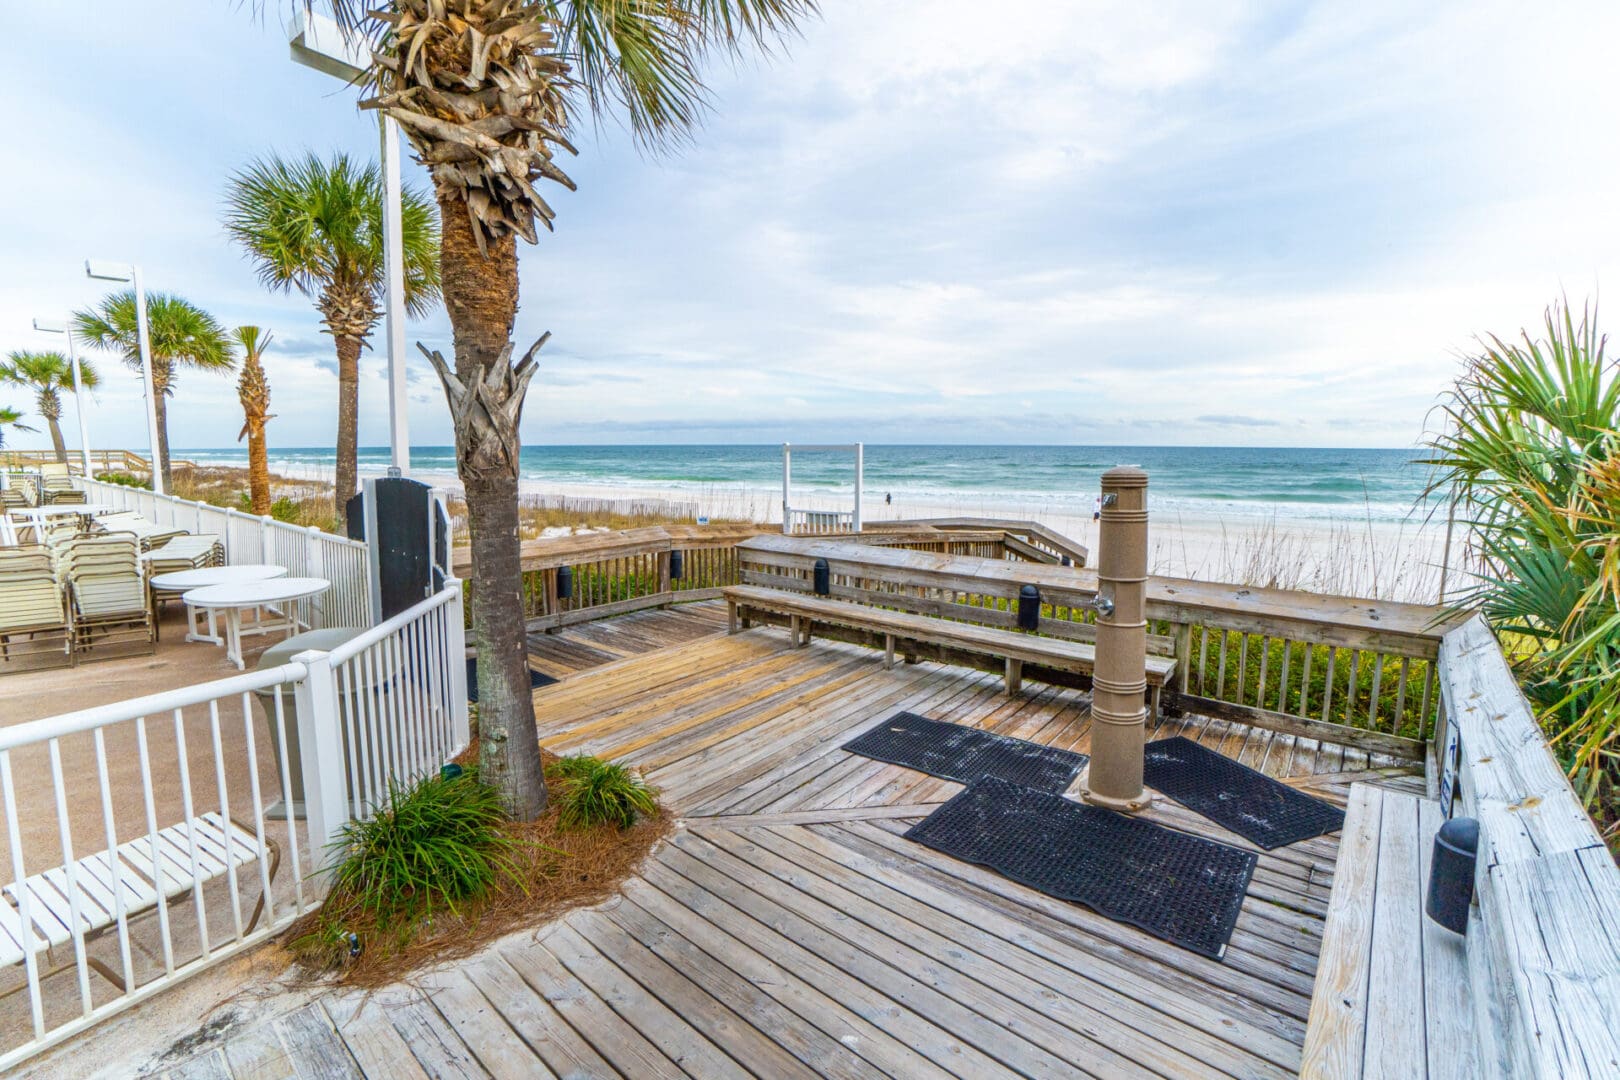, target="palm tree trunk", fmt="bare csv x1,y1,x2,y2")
247,420,271,516
153,391,173,490
41,391,66,464
335,334,362,526
438,188,546,820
